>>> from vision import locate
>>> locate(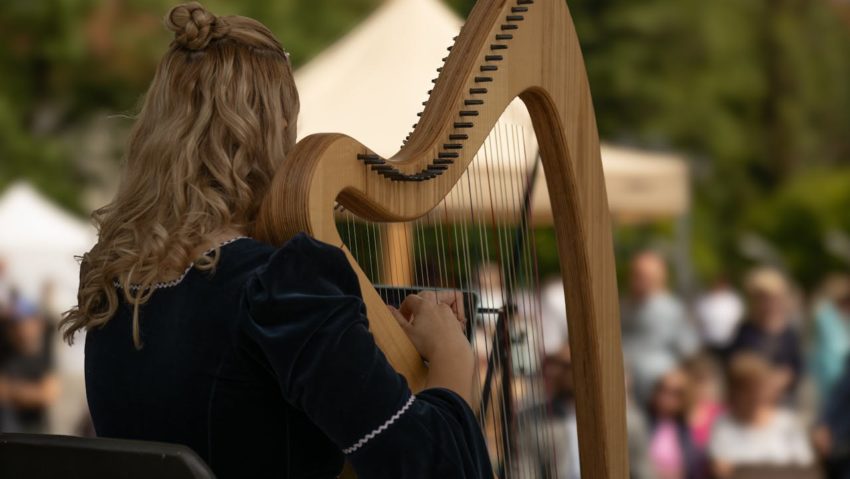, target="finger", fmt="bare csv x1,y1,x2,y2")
437,303,463,331
435,290,465,319
435,289,463,308
453,299,465,322
388,306,411,330
399,294,427,318
435,289,458,306
417,290,438,303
